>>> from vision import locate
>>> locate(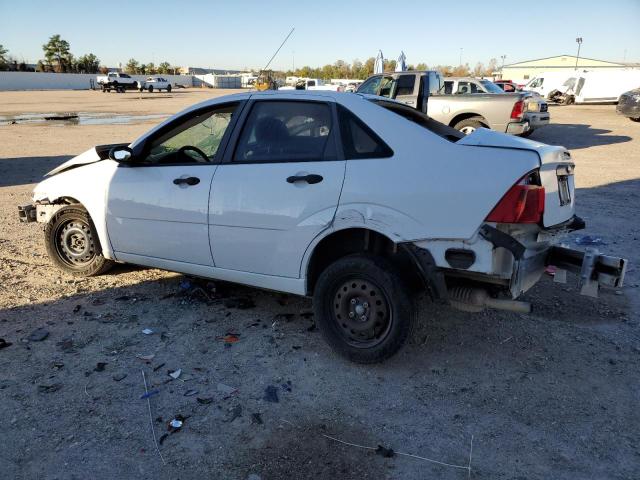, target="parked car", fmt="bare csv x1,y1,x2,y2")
616,88,640,121
96,72,138,93
137,76,172,93
524,71,575,99
442,77,549,137
279,78,343,92
358,71,540,136
18,91,627,363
